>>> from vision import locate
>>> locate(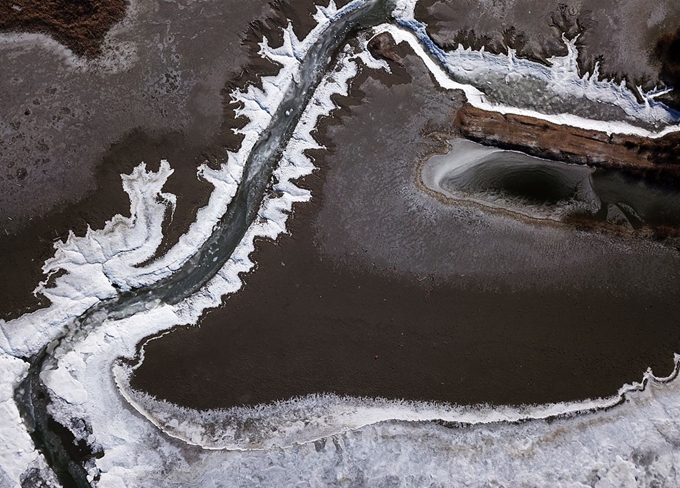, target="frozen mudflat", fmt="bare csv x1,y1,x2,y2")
1,0,680,486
